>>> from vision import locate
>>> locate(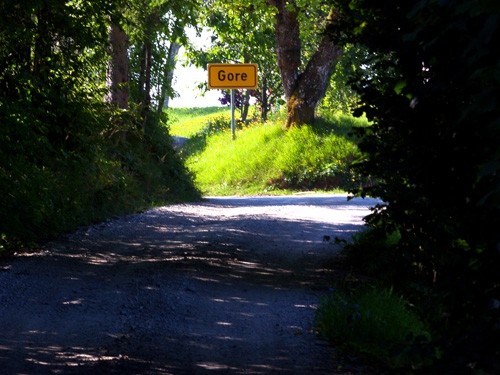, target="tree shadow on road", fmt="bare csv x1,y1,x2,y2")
0,195,377,374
